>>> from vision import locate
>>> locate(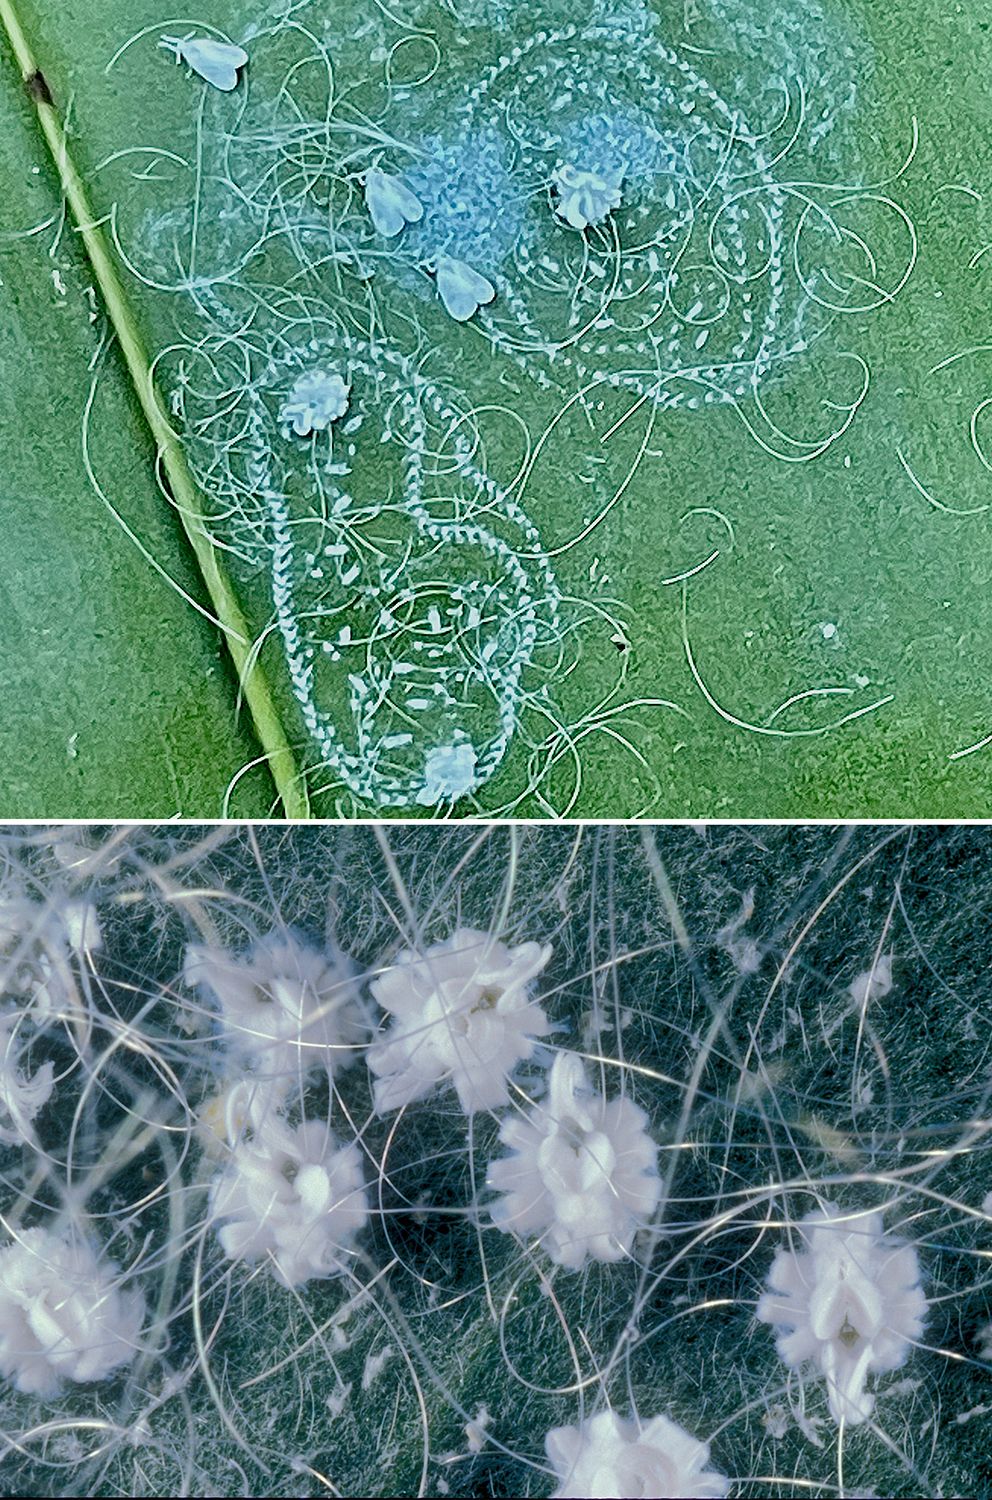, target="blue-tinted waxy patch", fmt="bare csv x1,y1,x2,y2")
396,126,526,276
